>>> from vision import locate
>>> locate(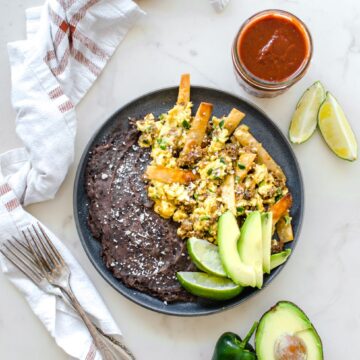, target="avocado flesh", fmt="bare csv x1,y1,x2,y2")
256,301,324,360
261,212,272,274
217,211,257,287
270,249,291,271
237,211,263,288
